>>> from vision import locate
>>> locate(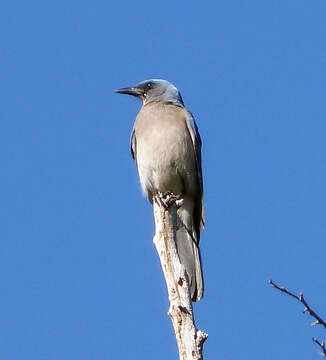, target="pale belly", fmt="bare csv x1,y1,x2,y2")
134,106,197,198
